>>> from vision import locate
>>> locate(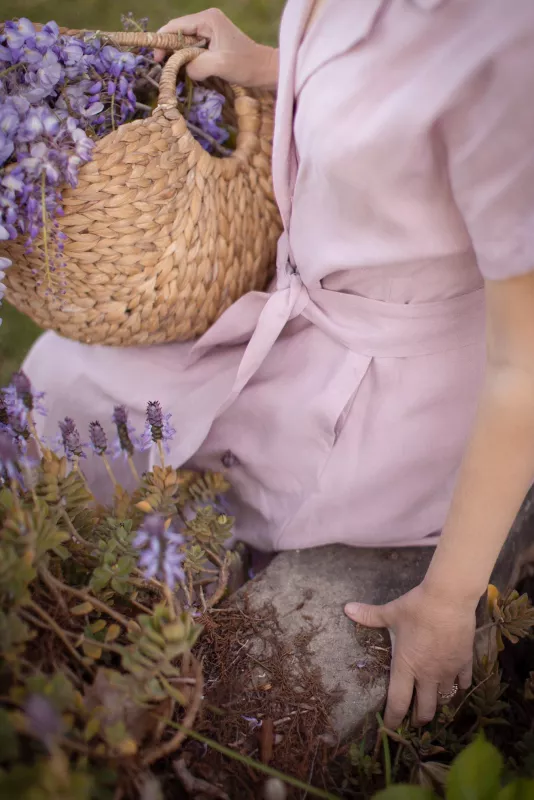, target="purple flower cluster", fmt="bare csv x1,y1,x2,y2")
176,83,230,153
0,370,44,480
0,17,144,308
0,16,233,323
133,513,186,589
